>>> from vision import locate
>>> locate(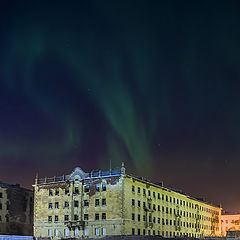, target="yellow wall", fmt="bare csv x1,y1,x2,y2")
123,175,221,238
